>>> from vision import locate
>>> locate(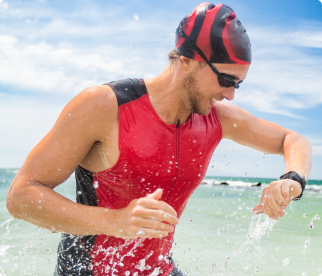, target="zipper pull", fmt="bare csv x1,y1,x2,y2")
176,119,180,128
